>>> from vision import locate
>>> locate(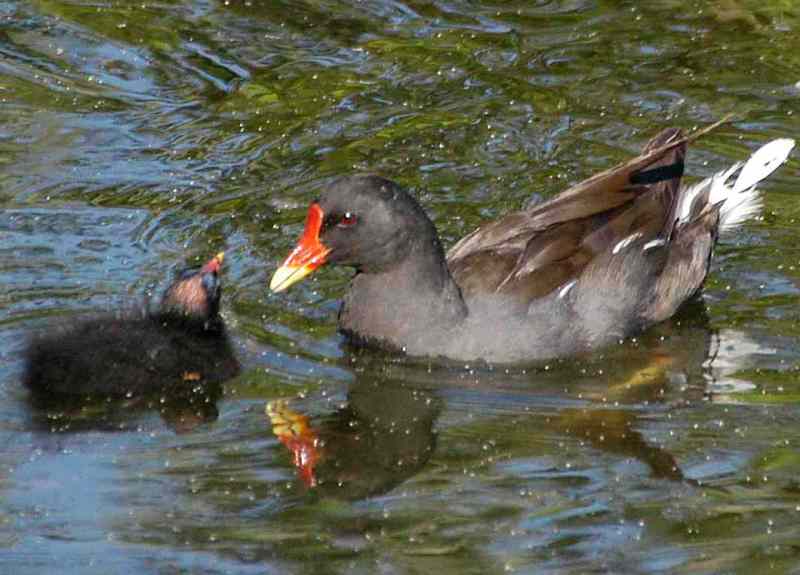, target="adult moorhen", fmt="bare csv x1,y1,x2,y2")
24,252,240,399
270,128,795,363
